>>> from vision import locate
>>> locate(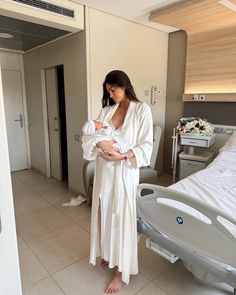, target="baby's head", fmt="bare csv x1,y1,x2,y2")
93,120,103,130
